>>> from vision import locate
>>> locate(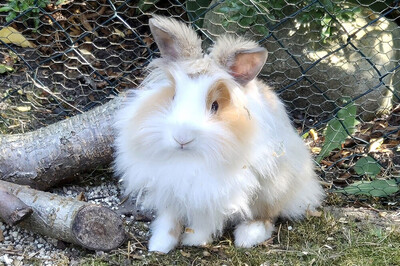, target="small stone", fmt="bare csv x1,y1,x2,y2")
95,251,105,257
180,250,191,257
2,254,13,264
202,251,211,257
